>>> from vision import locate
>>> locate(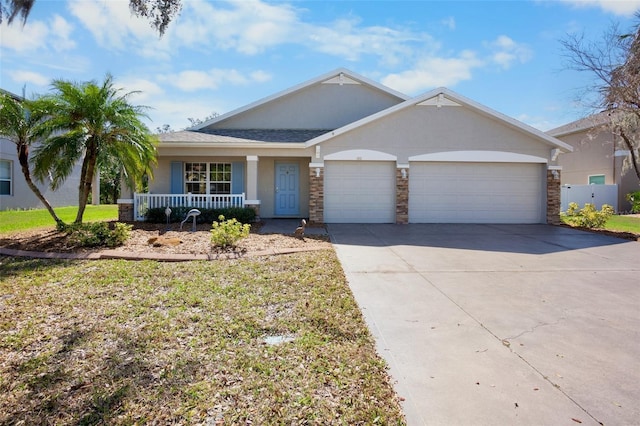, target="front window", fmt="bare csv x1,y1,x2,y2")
0,160,12,196
185,162,231,194
209,163,231,194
